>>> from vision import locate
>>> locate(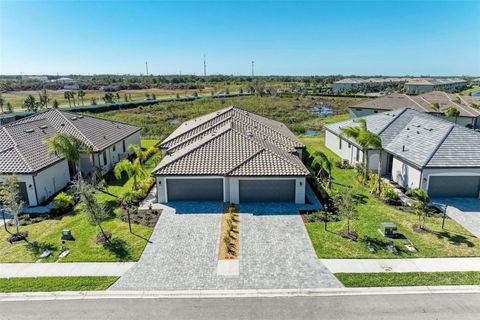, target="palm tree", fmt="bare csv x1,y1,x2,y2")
313,151,332,189
44,133,85,181
128,144,159,169
0,93,4,113
446,107,460,124
64,91,72,107
340,118,383,194
77,90,86,105
114,158,146,190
